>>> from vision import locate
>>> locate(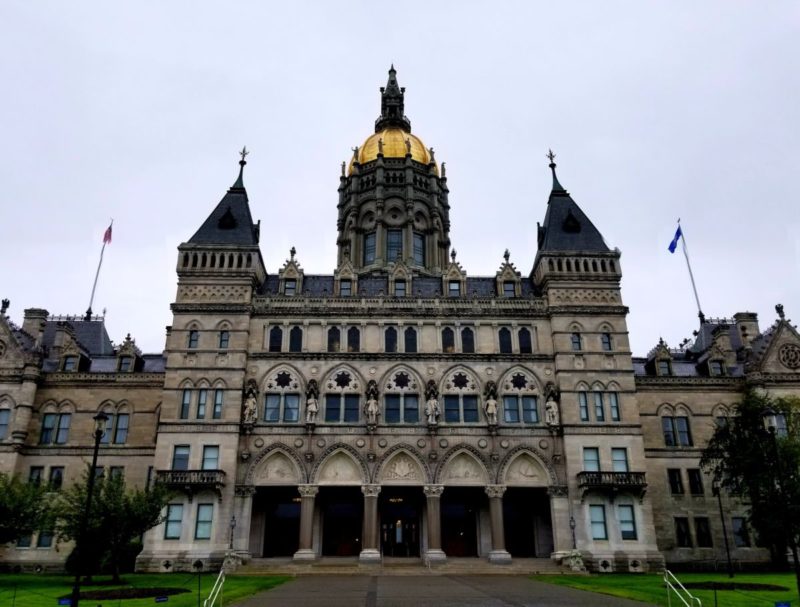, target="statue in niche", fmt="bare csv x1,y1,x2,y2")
484,380,498,425
365,379,380,425
242,380,258,425
424,379,440,425
305,379,320,424
544,384,560,428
